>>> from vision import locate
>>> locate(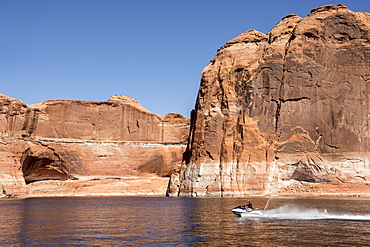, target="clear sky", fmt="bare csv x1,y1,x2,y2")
1,0,370,117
